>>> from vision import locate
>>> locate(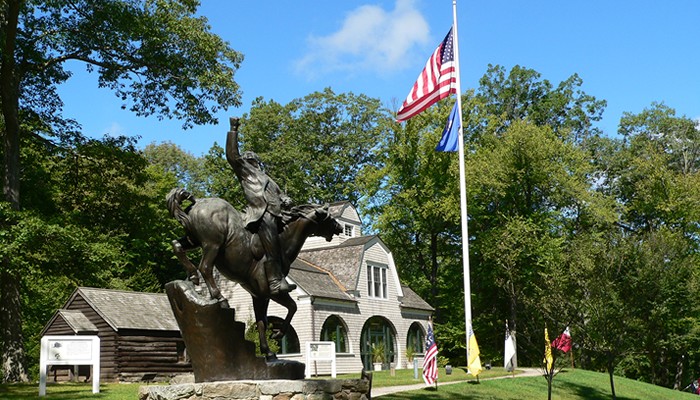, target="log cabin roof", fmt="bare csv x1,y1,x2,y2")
58,309,99,332
40,309,99,336
71,287,179,332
